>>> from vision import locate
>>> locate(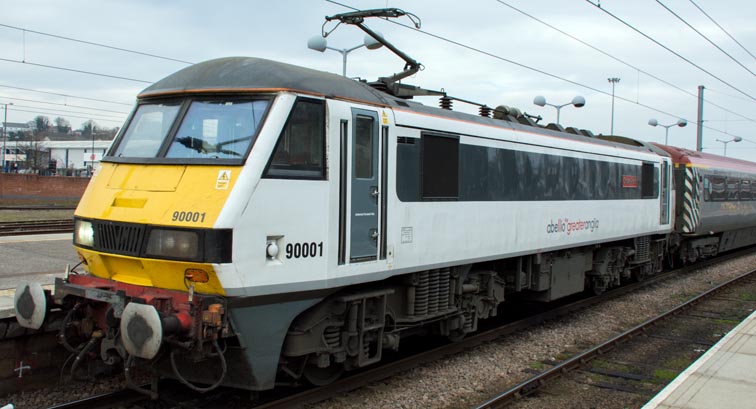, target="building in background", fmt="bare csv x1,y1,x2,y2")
45,140,113,176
